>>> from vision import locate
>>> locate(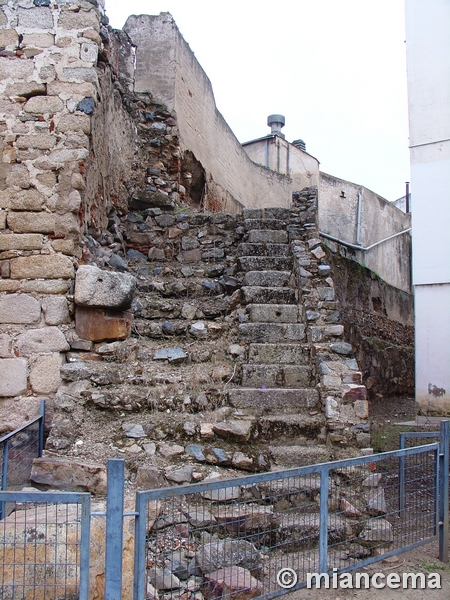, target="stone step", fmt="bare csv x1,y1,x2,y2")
242,208,291,220
244,219,288,231
258,413,326,439
239,322,305,343
238,243,289,257
248,343,309,364
241,364,312,388
228,388,319,412
247,230,288,244
241,286,297,305
243,271,291,288
247,304,300,323
238,256,293,272
269,445,332,468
